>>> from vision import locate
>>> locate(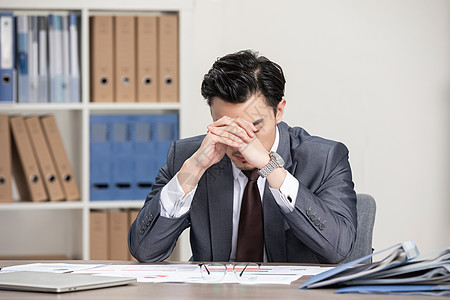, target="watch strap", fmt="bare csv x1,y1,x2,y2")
258,151,284,178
